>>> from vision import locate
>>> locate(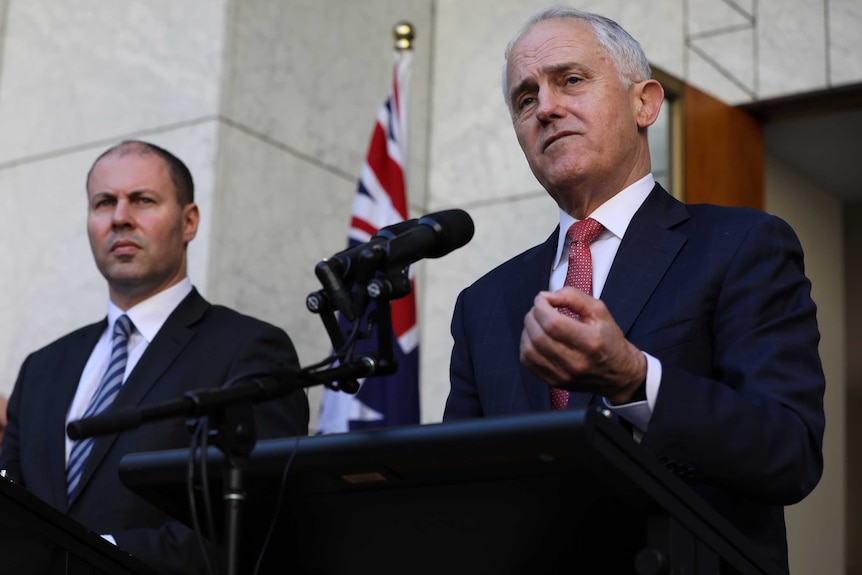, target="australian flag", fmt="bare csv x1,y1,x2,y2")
316,48,419,434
